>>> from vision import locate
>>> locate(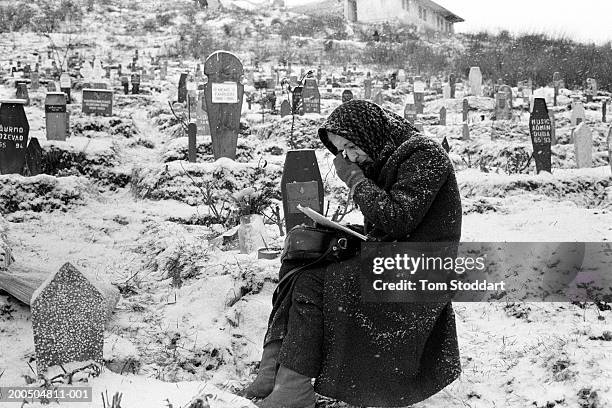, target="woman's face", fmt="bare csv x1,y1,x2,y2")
327,132,373,164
